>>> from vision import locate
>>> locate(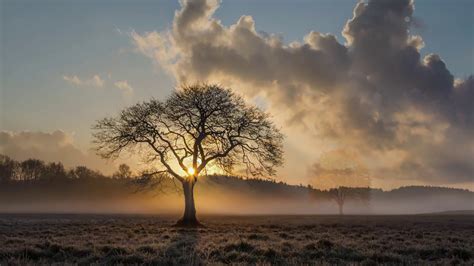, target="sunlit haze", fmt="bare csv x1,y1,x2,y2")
1,0,473,190
1,1,474,264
